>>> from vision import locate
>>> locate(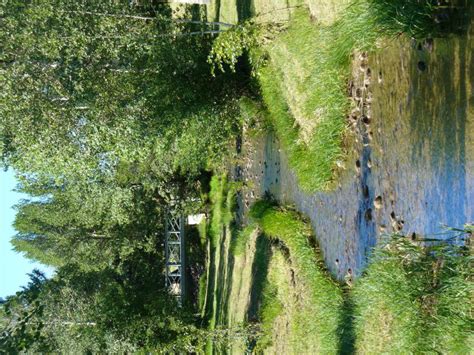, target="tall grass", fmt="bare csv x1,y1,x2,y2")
209,175,227,248
353,236,473,353
249,201,472,353
256,1,440,191
250,201,345,353
208,174,237,247
202,185,472,353
366,0,438,39
257,9,348,191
